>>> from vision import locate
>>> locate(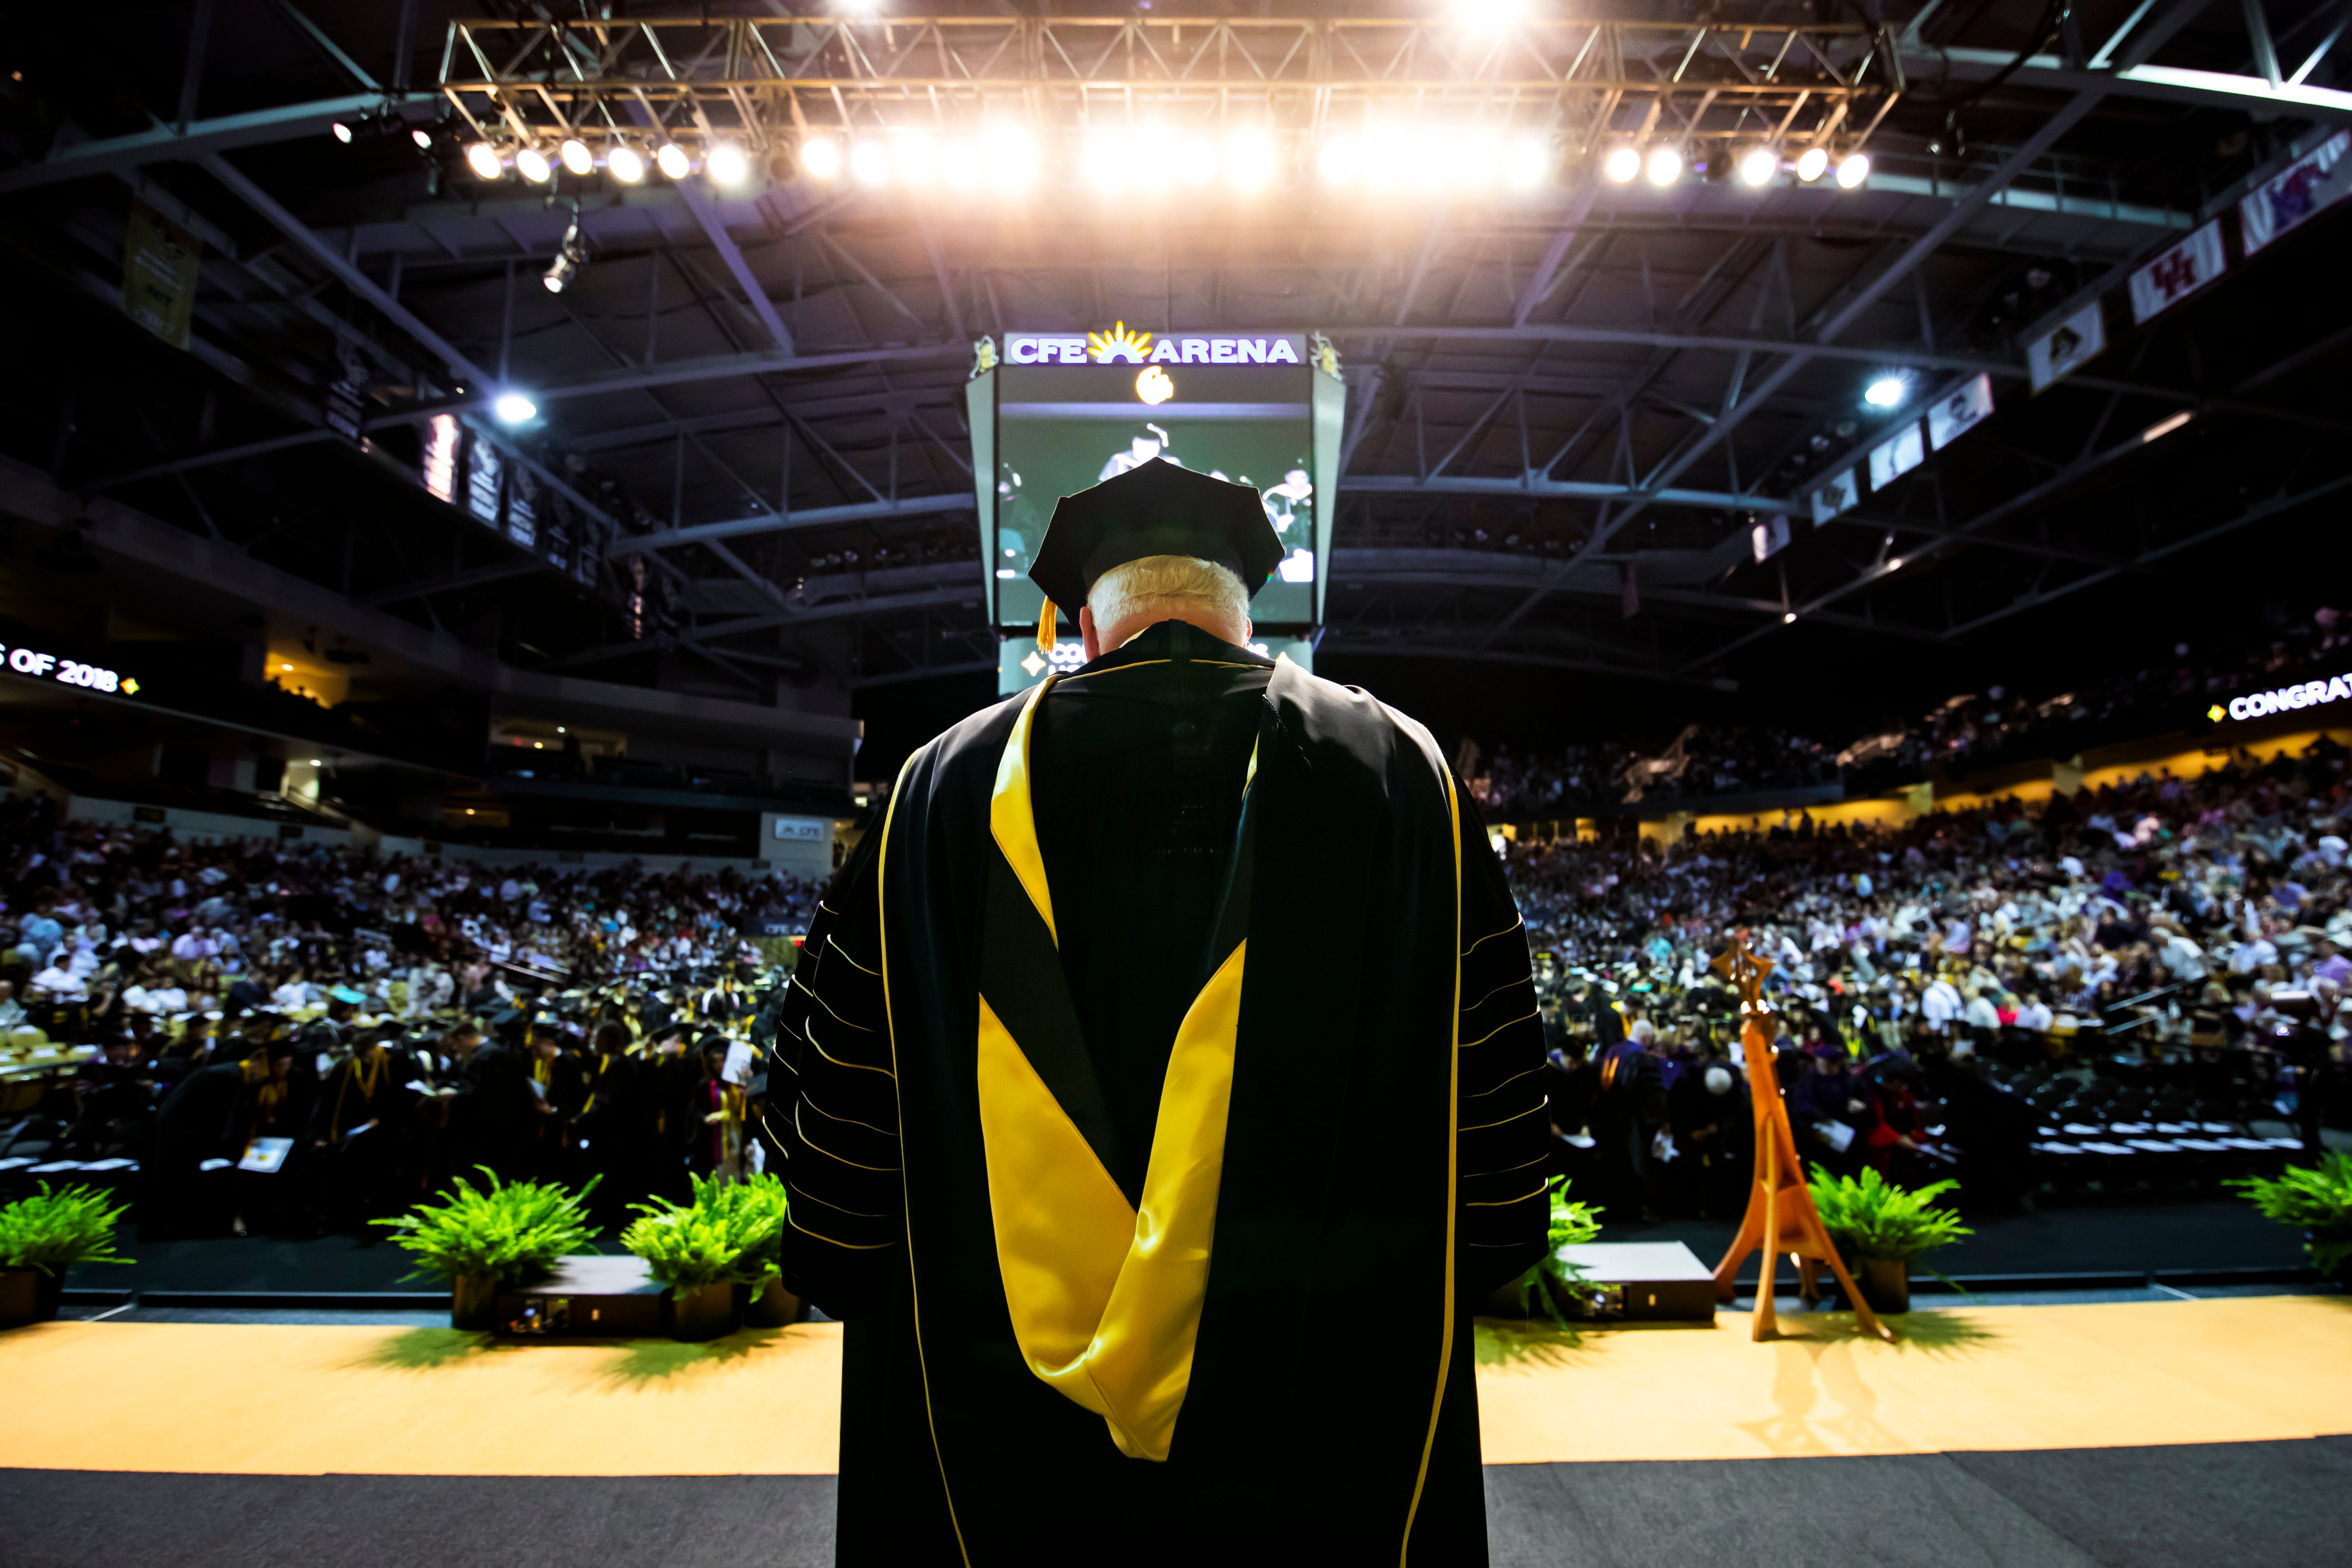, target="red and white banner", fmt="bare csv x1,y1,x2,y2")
2240,129,2352,255
2128,220,2226,323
